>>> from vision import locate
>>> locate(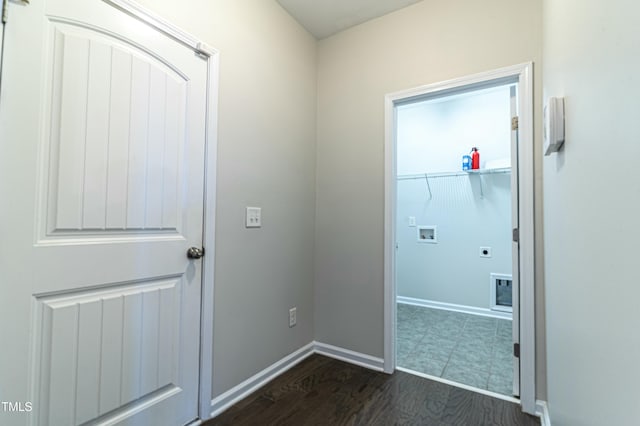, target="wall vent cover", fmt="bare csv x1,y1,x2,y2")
490,273,512,313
